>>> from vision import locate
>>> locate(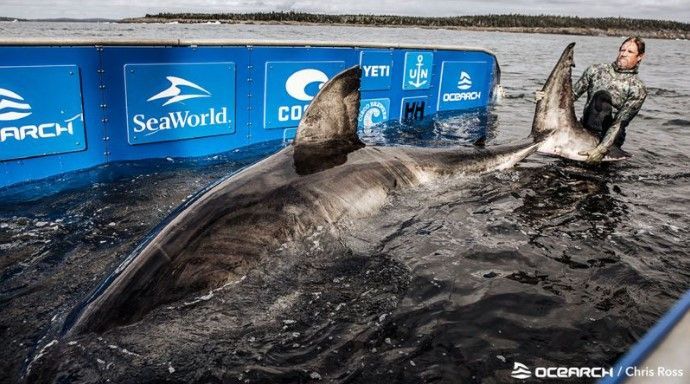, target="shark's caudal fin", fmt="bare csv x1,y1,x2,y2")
293,66,365,175
531,42,578,141
530,43,630,162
